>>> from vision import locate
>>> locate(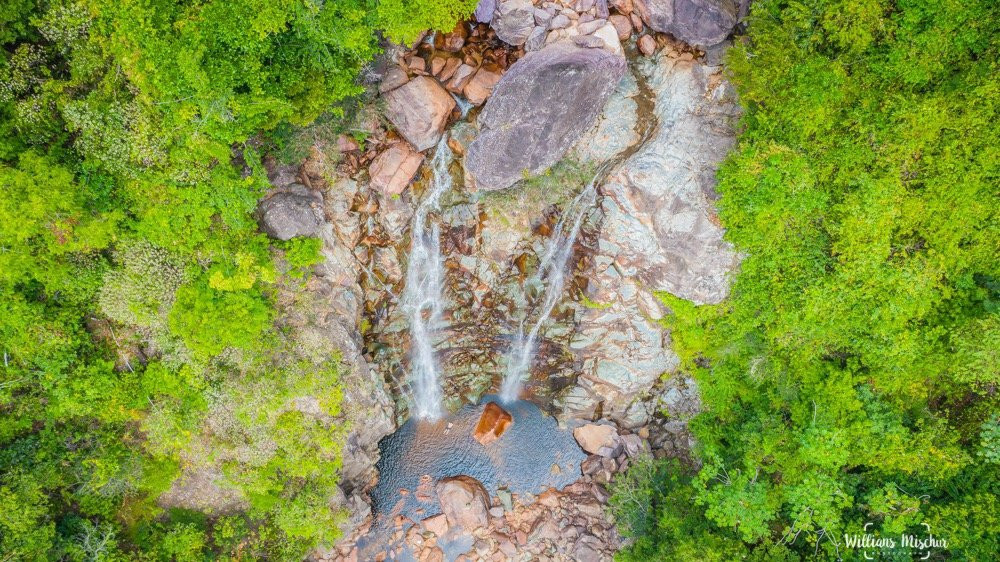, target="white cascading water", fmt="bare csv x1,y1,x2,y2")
403,139,453,420
500,178,599,402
